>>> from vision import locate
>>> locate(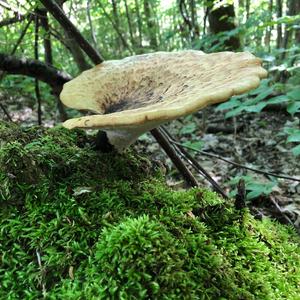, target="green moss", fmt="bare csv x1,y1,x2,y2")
0,121,299,300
